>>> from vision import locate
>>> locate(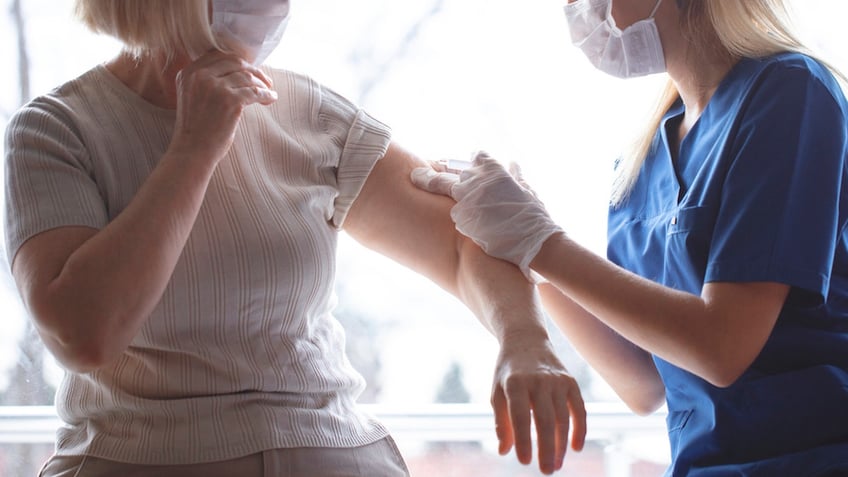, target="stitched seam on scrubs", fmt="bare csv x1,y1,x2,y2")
705,260,827,297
